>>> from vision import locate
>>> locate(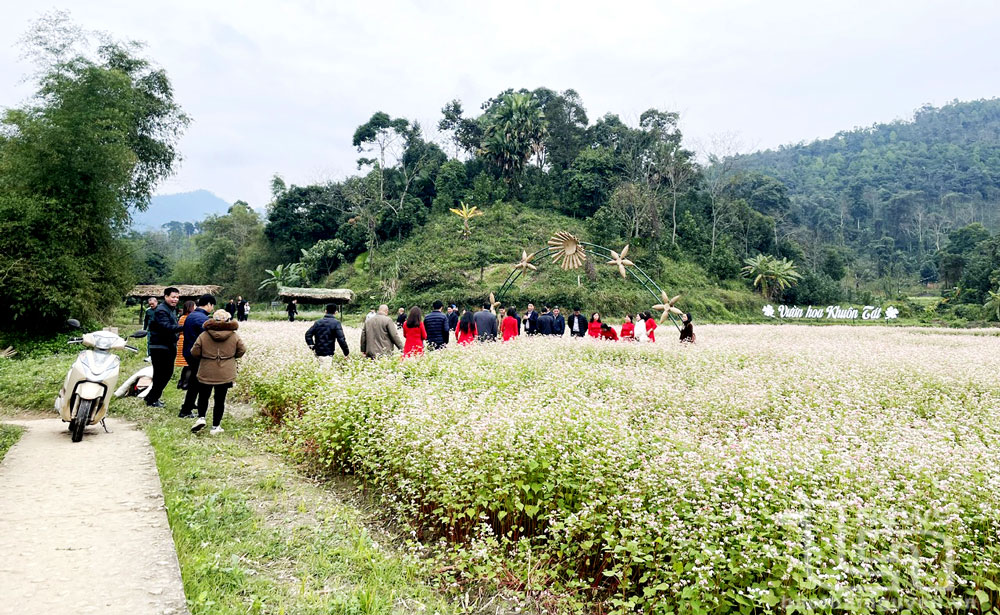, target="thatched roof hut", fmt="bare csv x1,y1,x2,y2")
277,287,355,304
278,287,354,305
129,285,223,301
